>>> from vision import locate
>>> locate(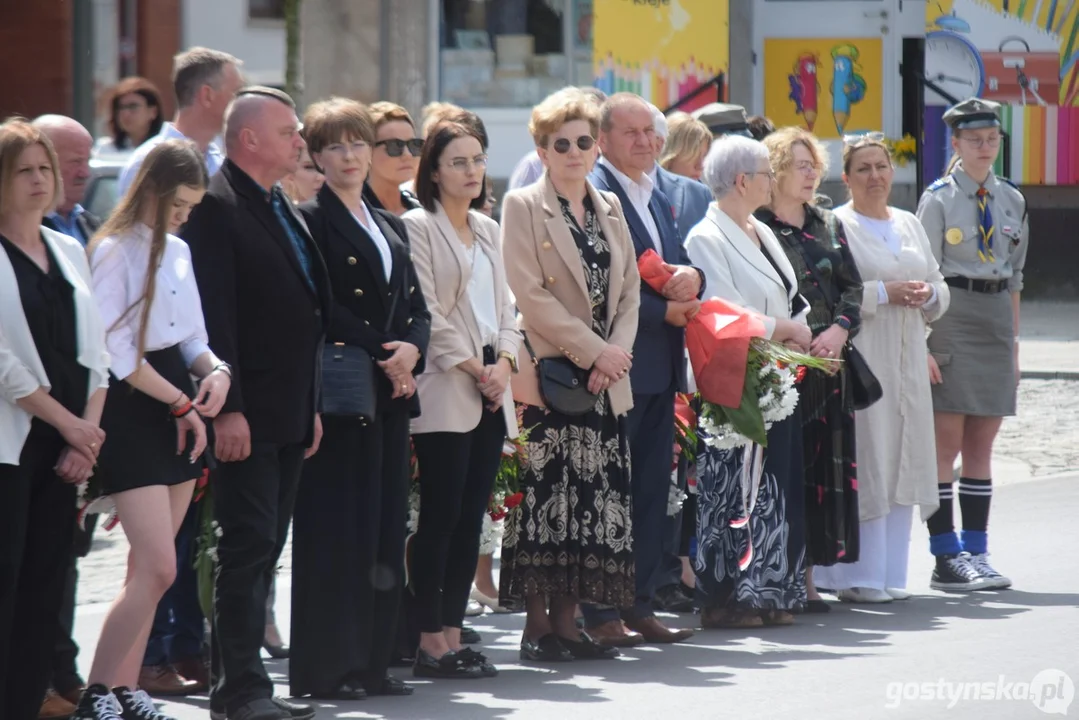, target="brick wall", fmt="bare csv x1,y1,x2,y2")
0,0,74,119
